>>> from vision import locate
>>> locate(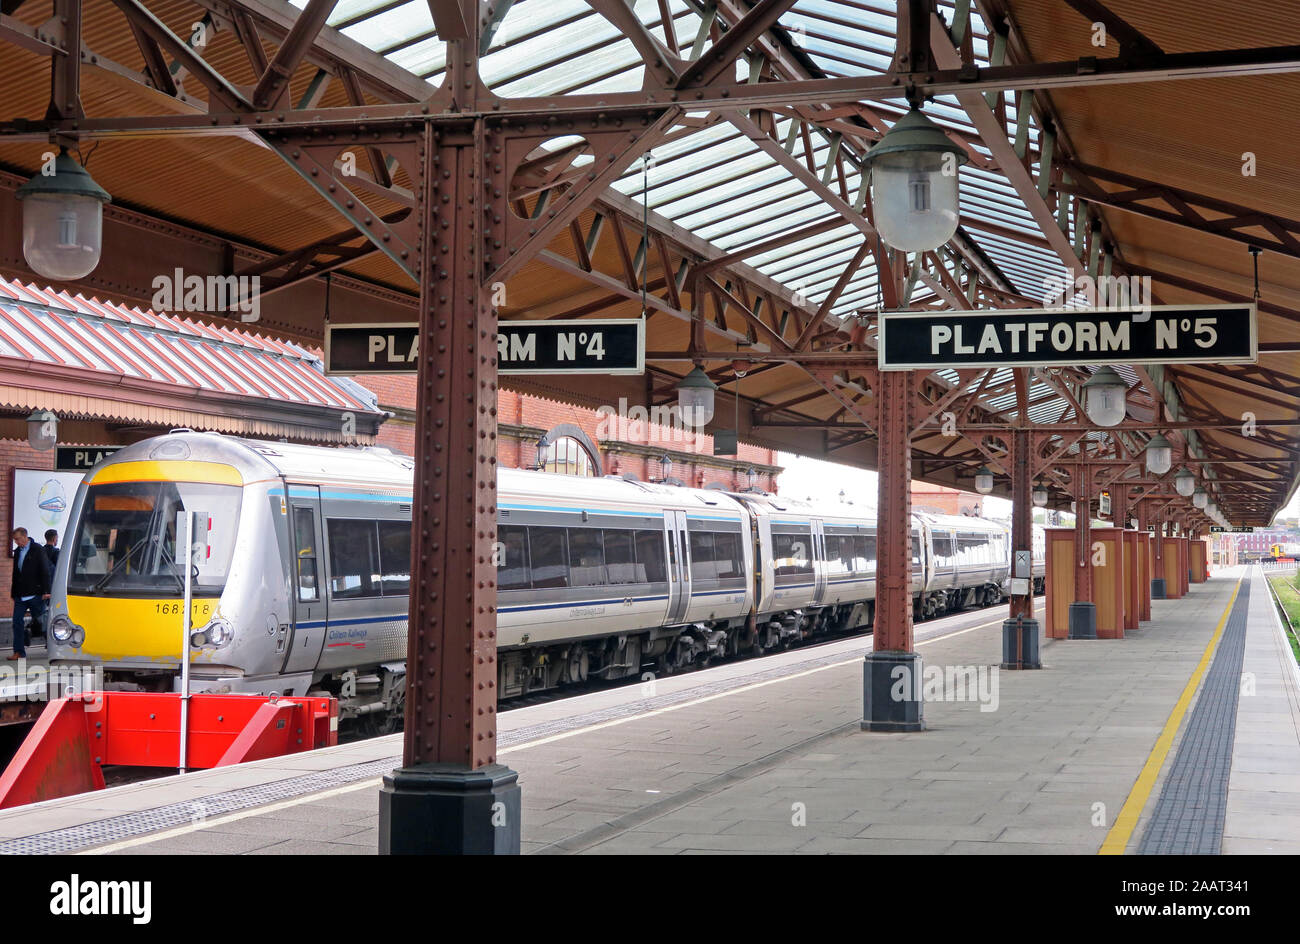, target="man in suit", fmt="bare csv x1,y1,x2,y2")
43,530,59,569
10,527,51,660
